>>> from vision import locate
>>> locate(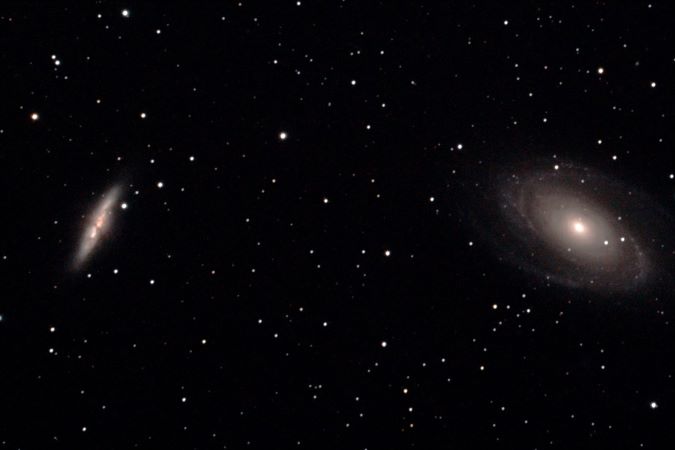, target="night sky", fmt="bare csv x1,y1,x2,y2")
1,2,674,449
